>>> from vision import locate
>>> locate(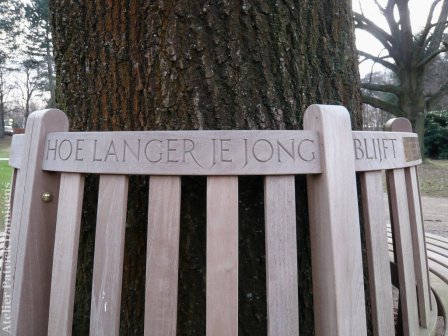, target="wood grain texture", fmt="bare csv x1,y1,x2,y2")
386,115,432,327
385,117,412,132
428,274,448,335
42,130,422,175
360,171,395,336
386,168,420,335
304,104,367,336
48,173,85,335
352,131,421,171
90,175,129,336
8,134,24,169
387,233,442,336
43,131,321,175
405,166,432,327
6,109,68,335
264,175,299,336
206,176,238,336
144,176,181,336
0,169,17,316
